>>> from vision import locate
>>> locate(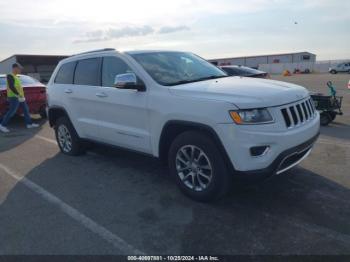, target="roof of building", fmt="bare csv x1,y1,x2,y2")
0,54,69,64
209,51,316,61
